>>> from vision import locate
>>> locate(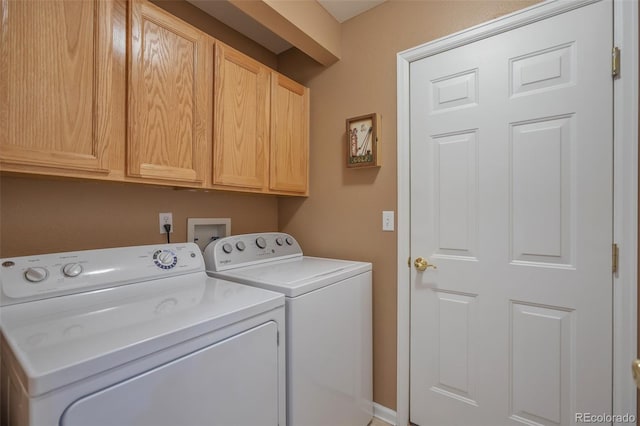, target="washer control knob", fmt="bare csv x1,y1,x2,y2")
62,263,83,278
285,237,294,246
275,237,284,246
236,241,246,251
222,243,233,254
157,251,174,265
153,250,178,269
256,237,267,249
25,267,48,283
